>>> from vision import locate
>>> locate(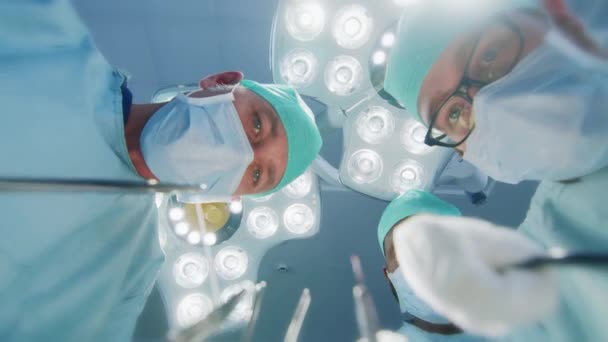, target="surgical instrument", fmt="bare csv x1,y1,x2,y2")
284,288,312,342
